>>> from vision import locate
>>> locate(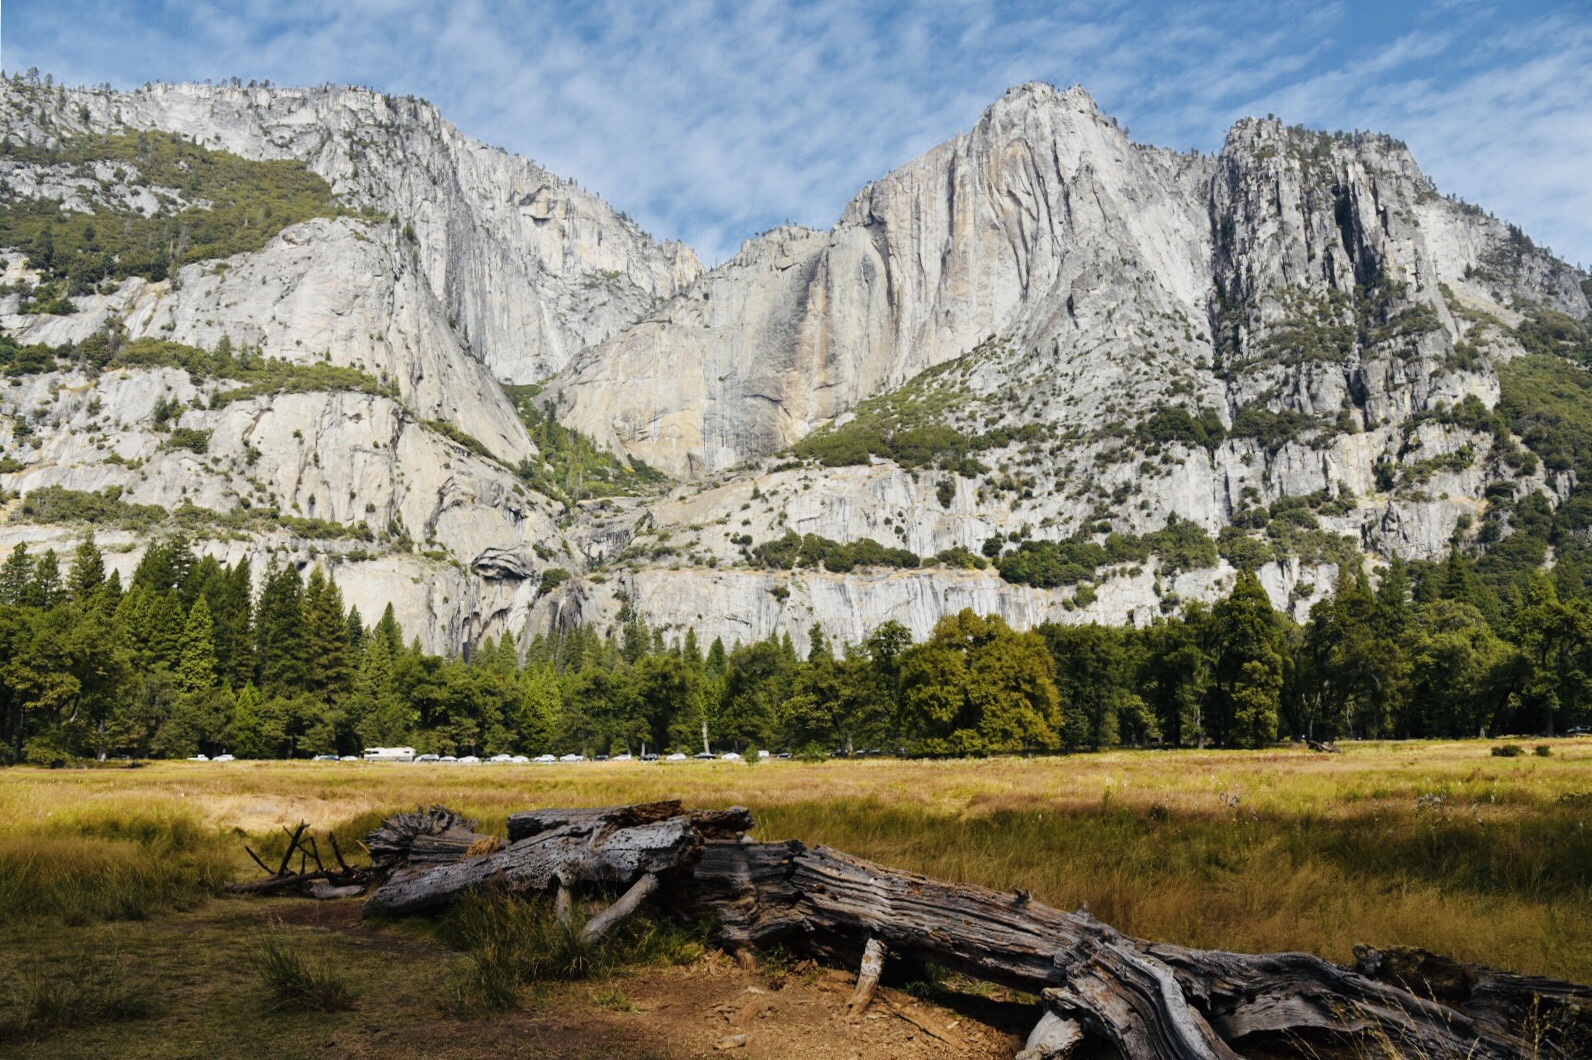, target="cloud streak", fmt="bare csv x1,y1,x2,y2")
3,0,1589,266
